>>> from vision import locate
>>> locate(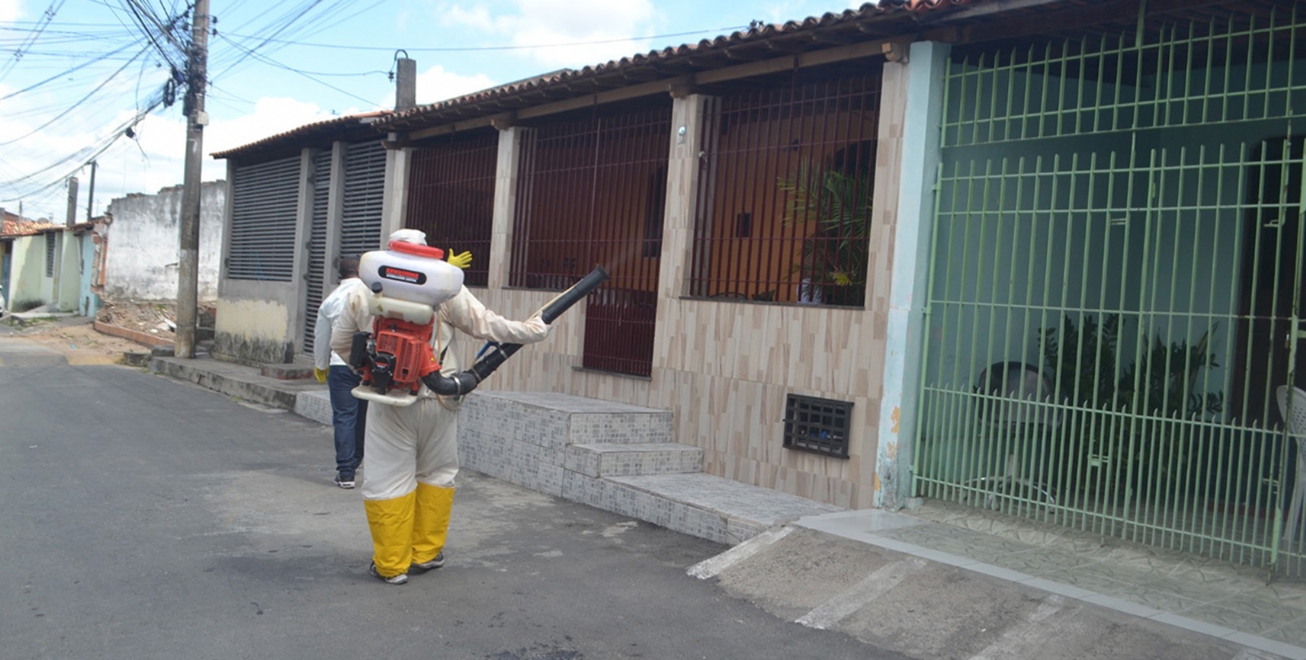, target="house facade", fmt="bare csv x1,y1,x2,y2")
0,213,82,313
214,0,1306,575
210,112,392,364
